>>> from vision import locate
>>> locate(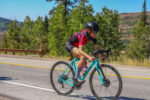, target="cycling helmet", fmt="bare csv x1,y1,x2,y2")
85,22,100,32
